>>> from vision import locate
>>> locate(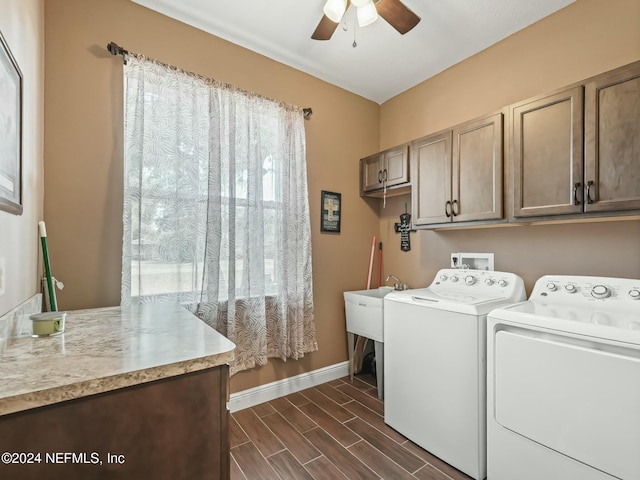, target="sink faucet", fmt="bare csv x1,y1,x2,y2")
386,274,407,291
